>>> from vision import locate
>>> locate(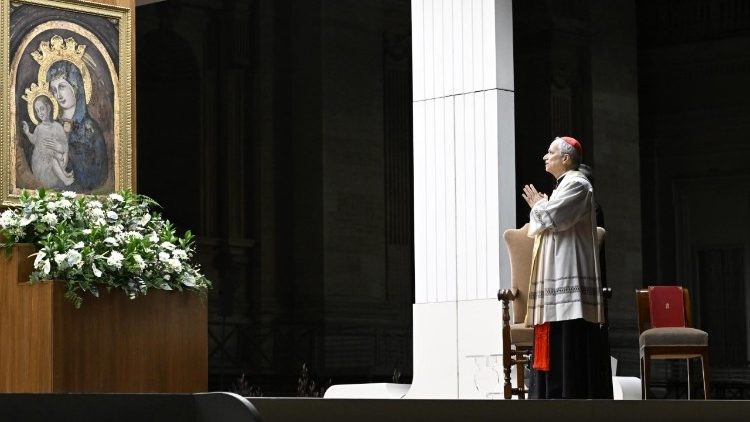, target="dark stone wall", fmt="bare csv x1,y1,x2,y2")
638,0,750,397
136,0,413,395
